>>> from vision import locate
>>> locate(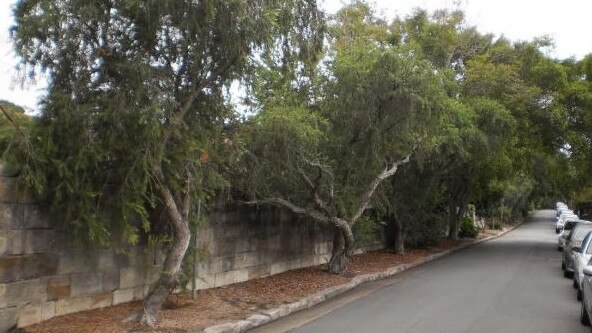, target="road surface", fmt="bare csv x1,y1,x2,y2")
252,210,588,333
